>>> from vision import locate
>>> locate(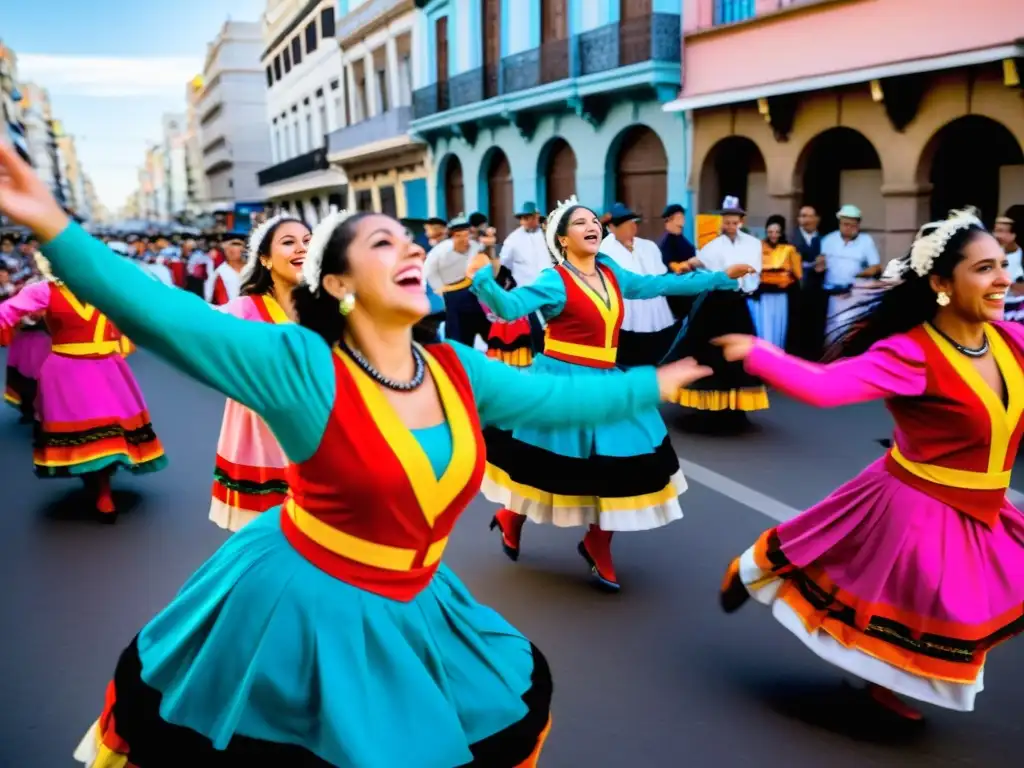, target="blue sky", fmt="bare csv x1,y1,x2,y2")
5,0,267,210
